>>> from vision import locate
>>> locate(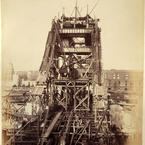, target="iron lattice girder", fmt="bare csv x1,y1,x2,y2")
40,19,101,81
43,17,104,140
52,79,92,111
11,14,107,145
